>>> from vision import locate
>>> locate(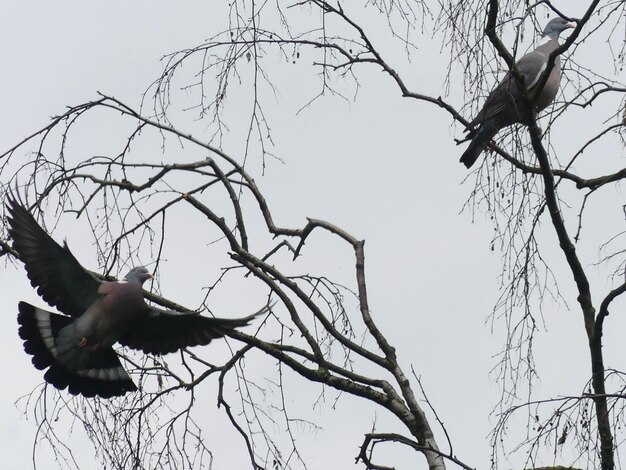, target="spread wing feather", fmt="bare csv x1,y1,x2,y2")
119,304,270,355
7,197,101,318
